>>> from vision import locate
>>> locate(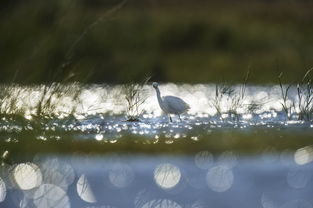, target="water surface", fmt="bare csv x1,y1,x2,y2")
0,83,313,208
